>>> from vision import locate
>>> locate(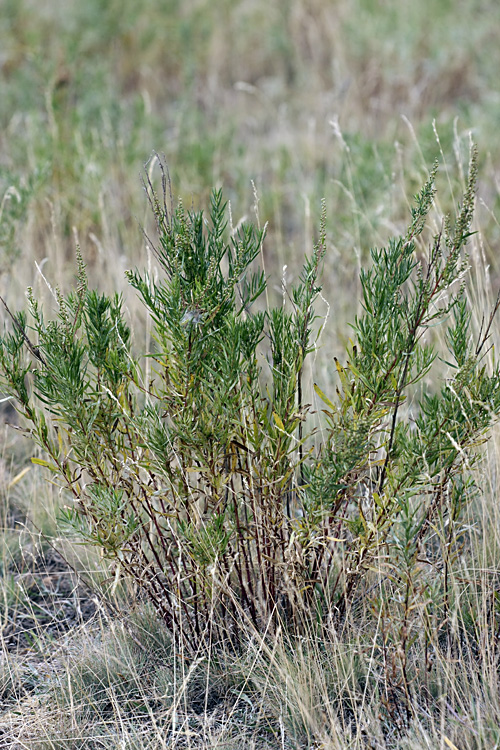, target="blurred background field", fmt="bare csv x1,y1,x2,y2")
2,1,500,747
2,0,500,306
